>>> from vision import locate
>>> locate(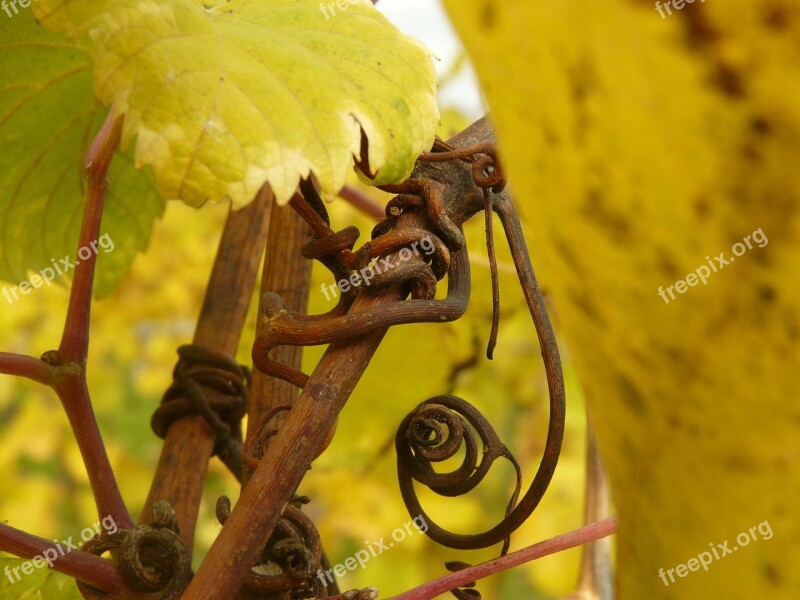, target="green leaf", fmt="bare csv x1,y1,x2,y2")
0,11,165,297
0,554,52,598
33,0,440,207
0,554,83,599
